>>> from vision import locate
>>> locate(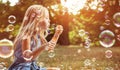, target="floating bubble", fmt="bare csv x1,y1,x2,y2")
8,15,16,24
0,39,14,58
6,24,14,32
84,39,91,48
84,59,92,67
78,29,86,37
105,20,111,25
100,26,105,31
105,50,112,58
99,30,115,48
117,34,120,41
48,50,55,58
113,12,120,27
